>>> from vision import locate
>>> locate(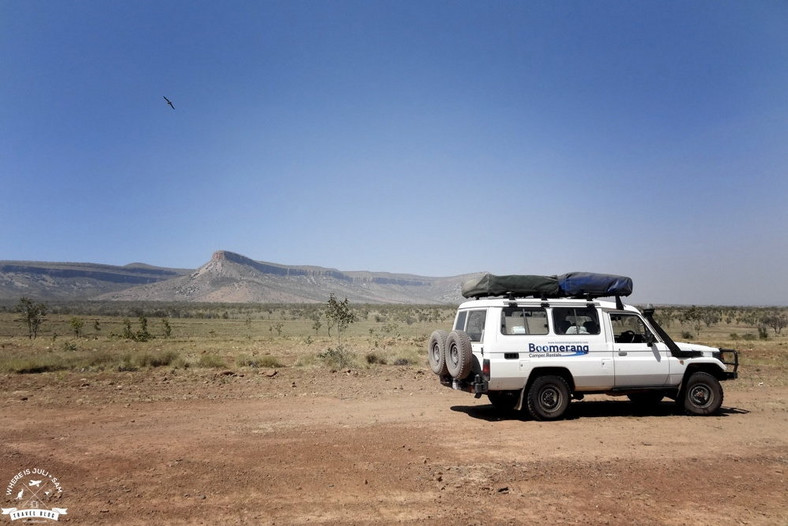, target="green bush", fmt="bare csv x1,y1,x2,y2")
317,347,356,370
